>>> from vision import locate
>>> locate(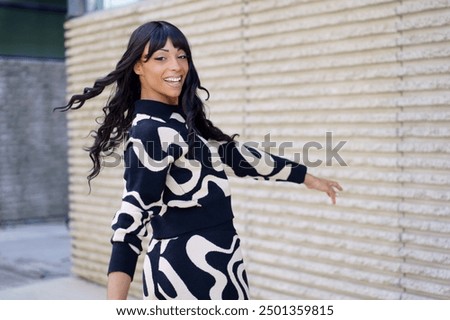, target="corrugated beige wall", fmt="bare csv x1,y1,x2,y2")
64,0,450,299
